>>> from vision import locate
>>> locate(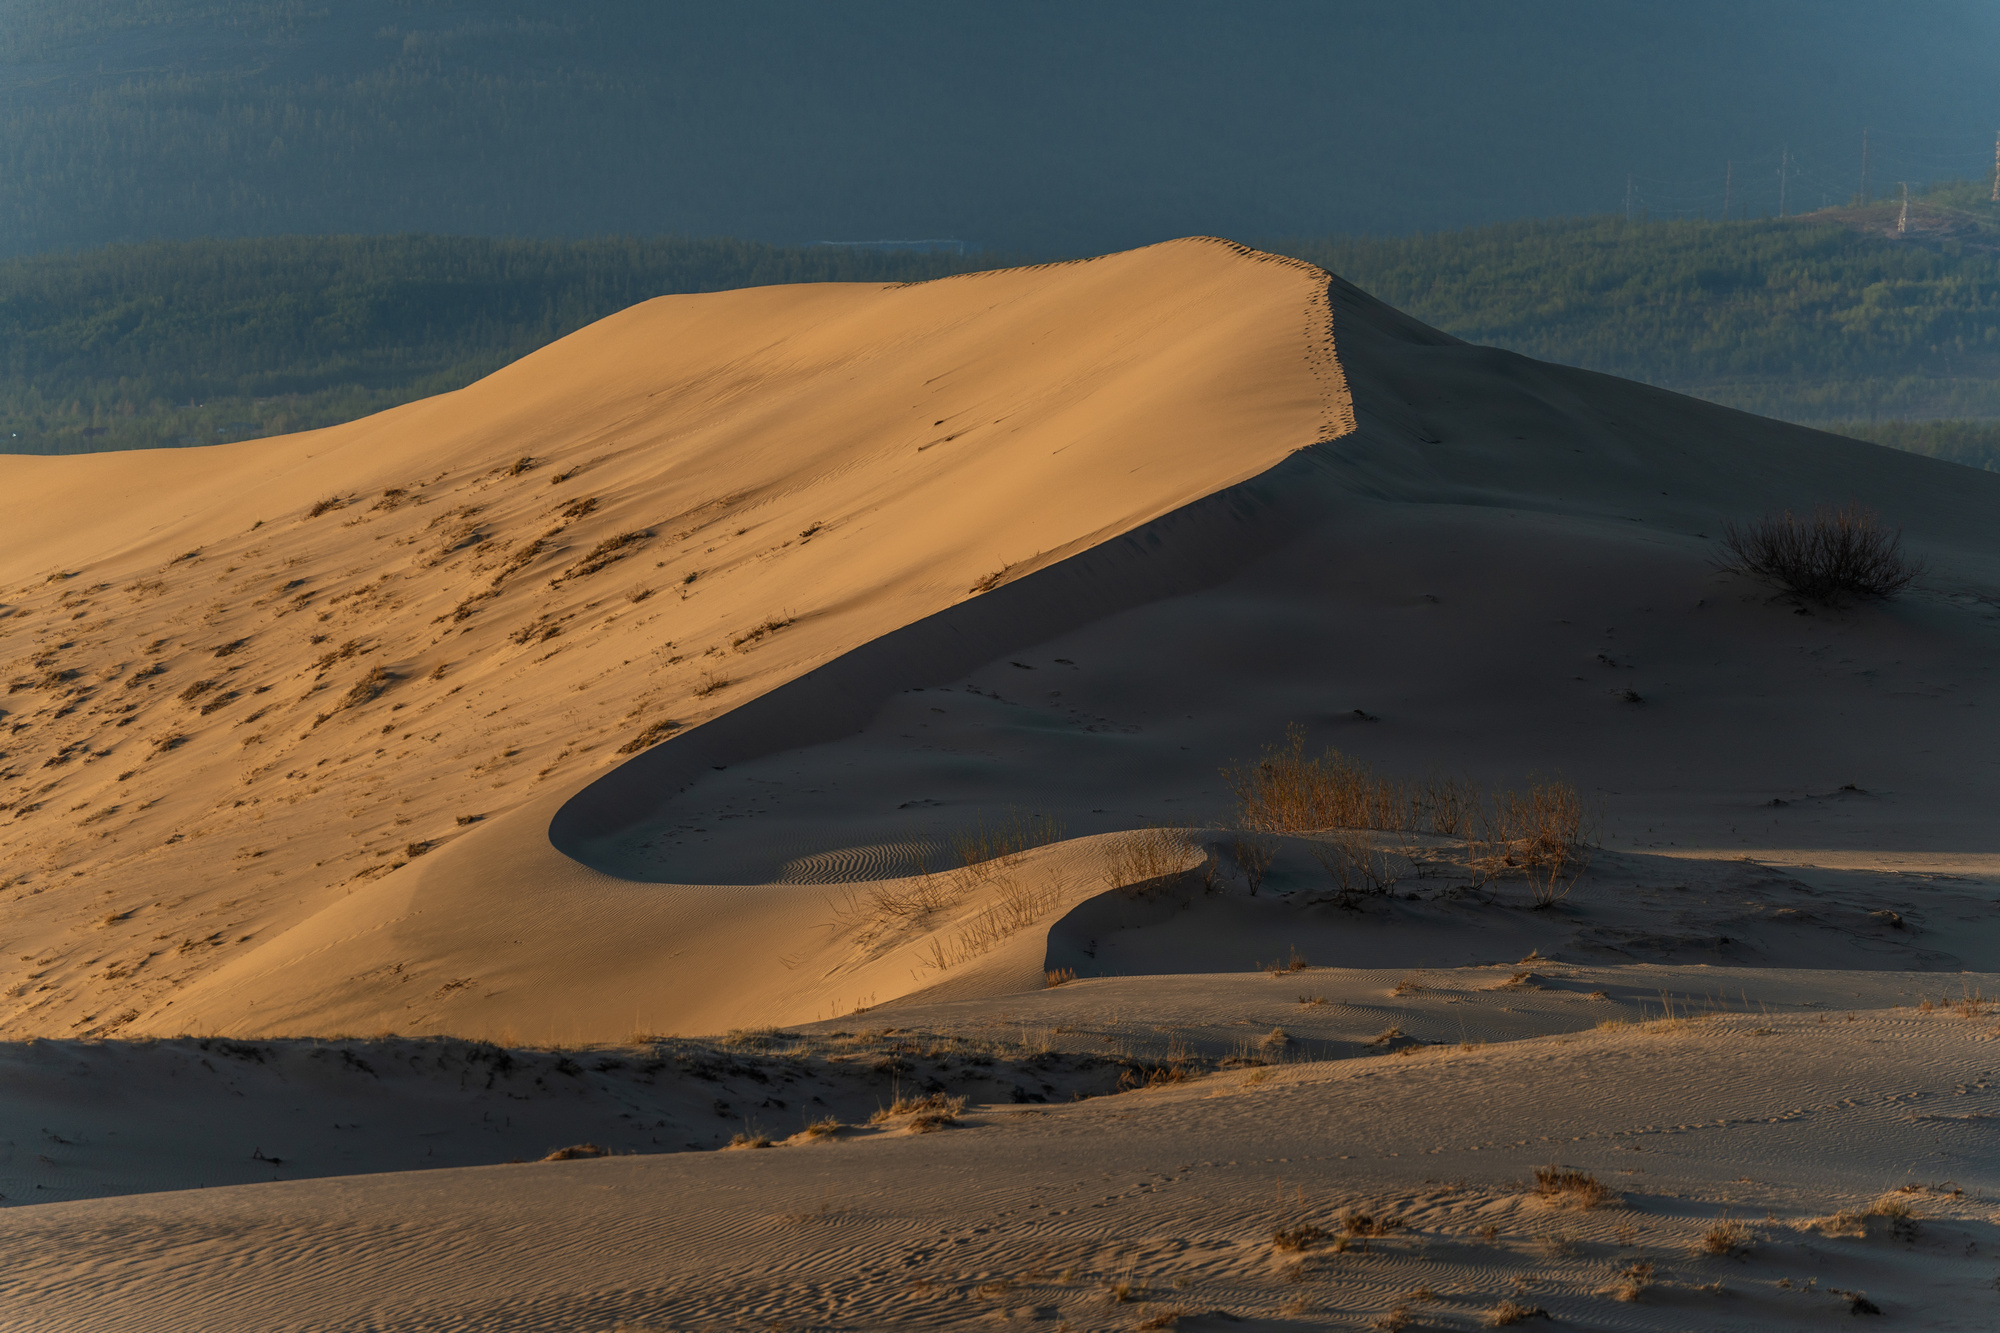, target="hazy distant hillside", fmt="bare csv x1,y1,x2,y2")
1274,199,2000,425
10,207,2000,465
0,235,992,454
1,0,1995,257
